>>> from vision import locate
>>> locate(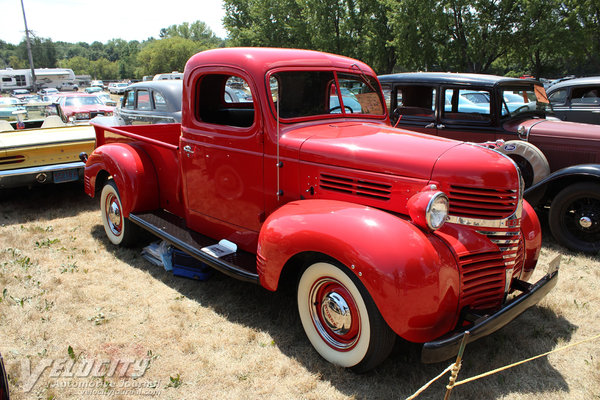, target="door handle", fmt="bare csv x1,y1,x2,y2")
437,124,445,129
425,123,435,129
183,145,194,155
